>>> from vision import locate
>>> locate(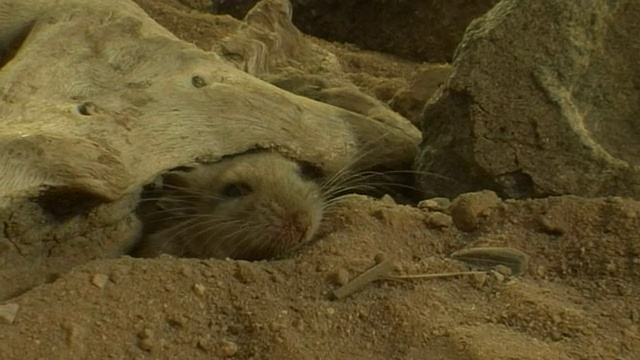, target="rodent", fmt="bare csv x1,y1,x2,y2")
131,151,324,261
